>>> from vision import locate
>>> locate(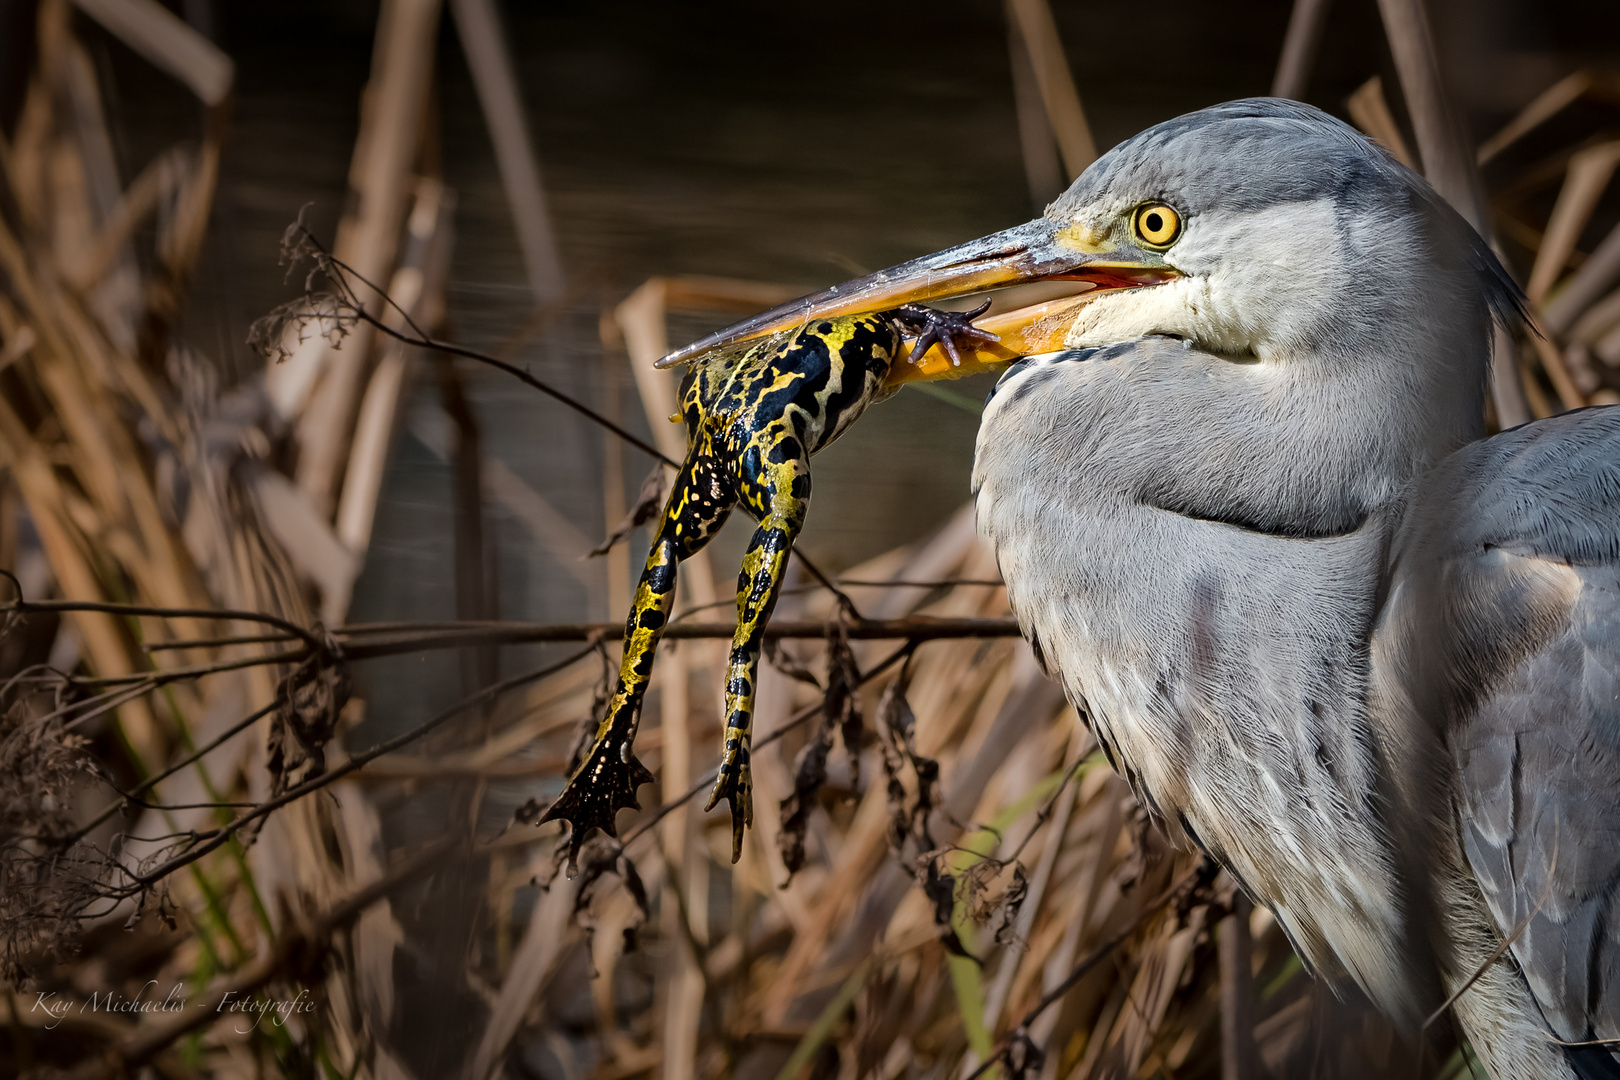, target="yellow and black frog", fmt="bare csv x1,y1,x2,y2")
543,302,999,868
